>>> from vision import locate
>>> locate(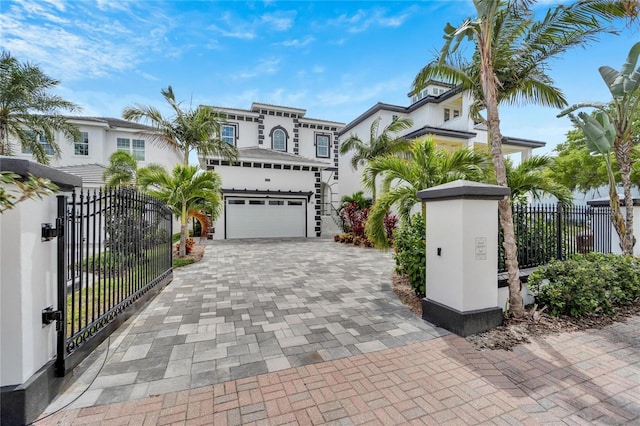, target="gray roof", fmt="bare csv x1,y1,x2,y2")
57,163,106,186
235,147,328,166
67,116,155,131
